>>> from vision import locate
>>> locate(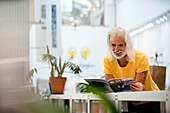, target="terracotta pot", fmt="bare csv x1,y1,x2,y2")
49,76,67,94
